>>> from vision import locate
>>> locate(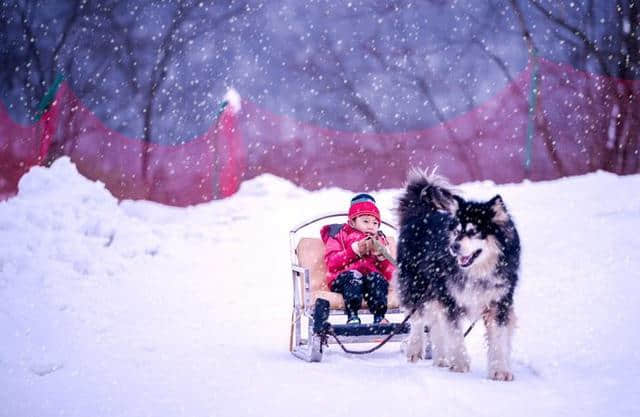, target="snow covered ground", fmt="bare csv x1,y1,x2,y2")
1,157,639,417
